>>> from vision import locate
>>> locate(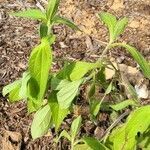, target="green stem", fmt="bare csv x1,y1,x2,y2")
71,139,74,150
97,42,112,63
